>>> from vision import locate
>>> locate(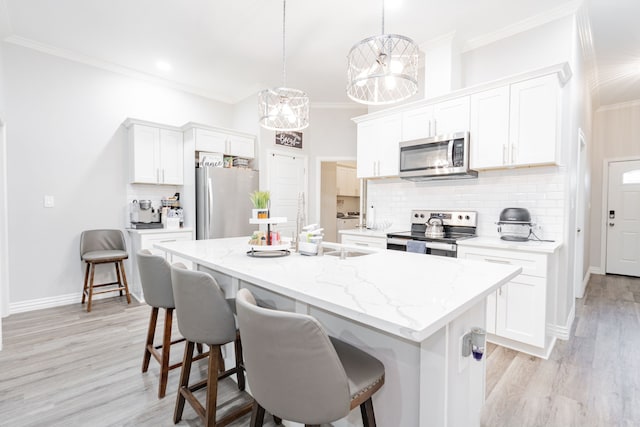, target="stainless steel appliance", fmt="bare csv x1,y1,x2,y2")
196,167,259,239
386,210,477,257
399,131,477,181
497,207,533,241
130,199,162,229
